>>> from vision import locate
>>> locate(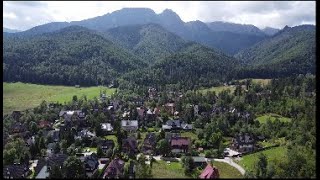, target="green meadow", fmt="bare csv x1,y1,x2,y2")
3,82,116,116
